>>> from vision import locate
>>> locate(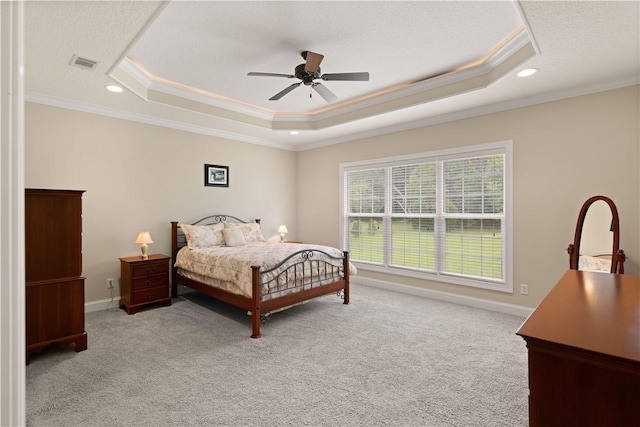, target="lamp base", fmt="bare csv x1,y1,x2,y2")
140,243,149,259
